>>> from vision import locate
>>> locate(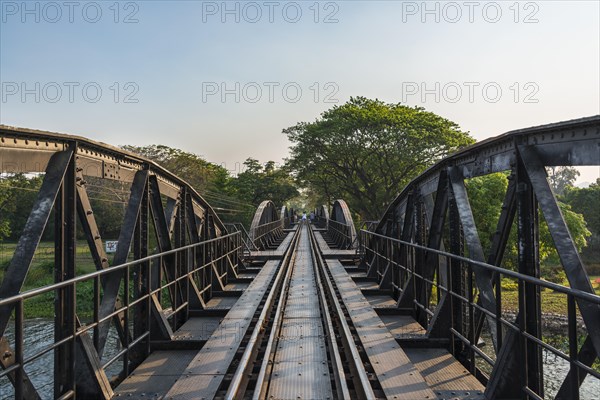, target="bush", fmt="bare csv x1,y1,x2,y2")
501,278,519,292
541,264,568,285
